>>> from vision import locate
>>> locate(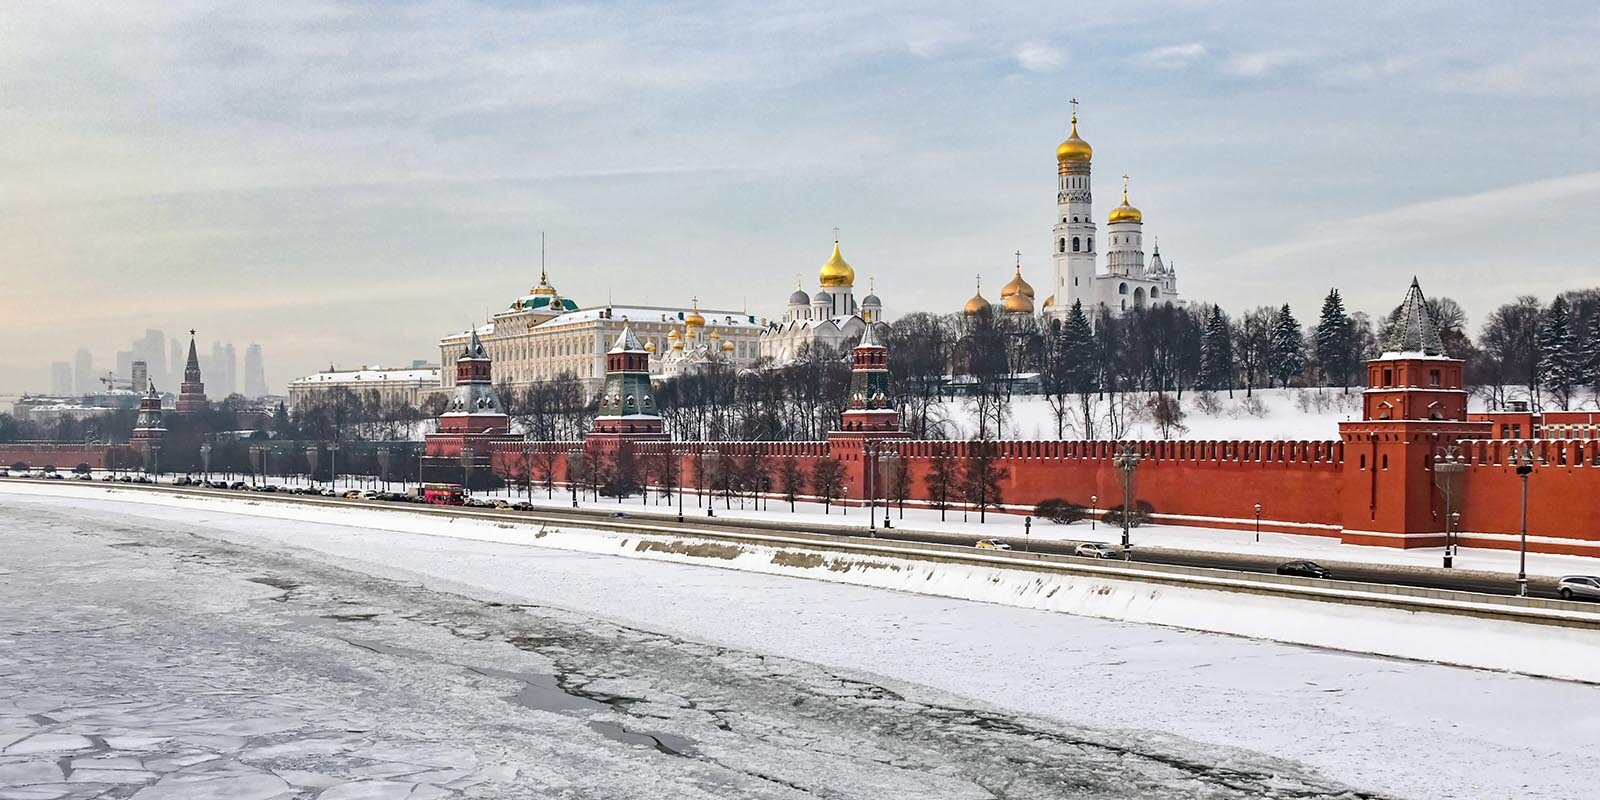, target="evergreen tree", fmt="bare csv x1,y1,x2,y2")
1198,305,1235,396
1269,304,1306,388
1314,289,1355,391
1538,295,1581,410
